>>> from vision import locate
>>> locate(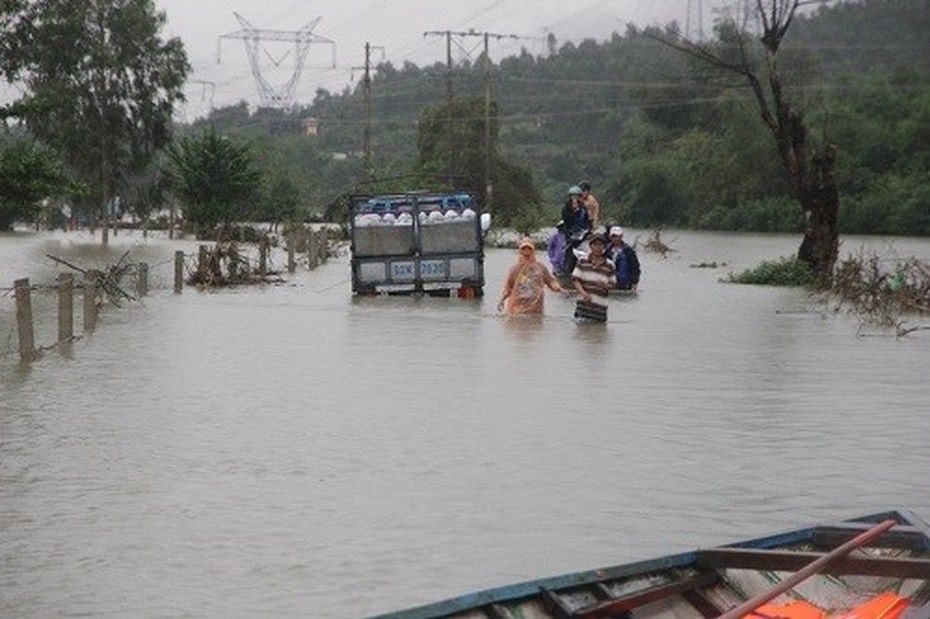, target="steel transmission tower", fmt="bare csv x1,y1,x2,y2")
686,0,705,41
218,13,335,108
